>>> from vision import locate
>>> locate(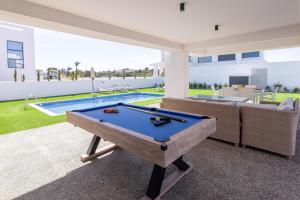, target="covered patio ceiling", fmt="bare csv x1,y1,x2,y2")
0,0,299,98
0,0,299,54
